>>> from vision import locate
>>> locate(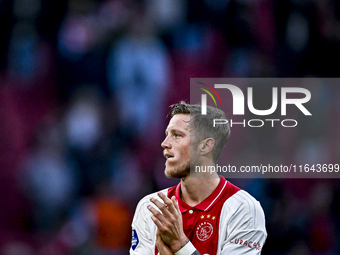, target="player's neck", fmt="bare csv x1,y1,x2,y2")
180,174,221,207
